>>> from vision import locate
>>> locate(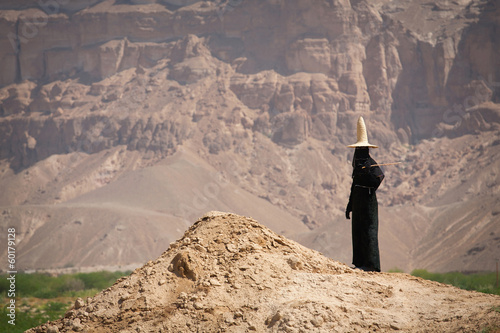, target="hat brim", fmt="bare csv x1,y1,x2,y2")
347,142,378,148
